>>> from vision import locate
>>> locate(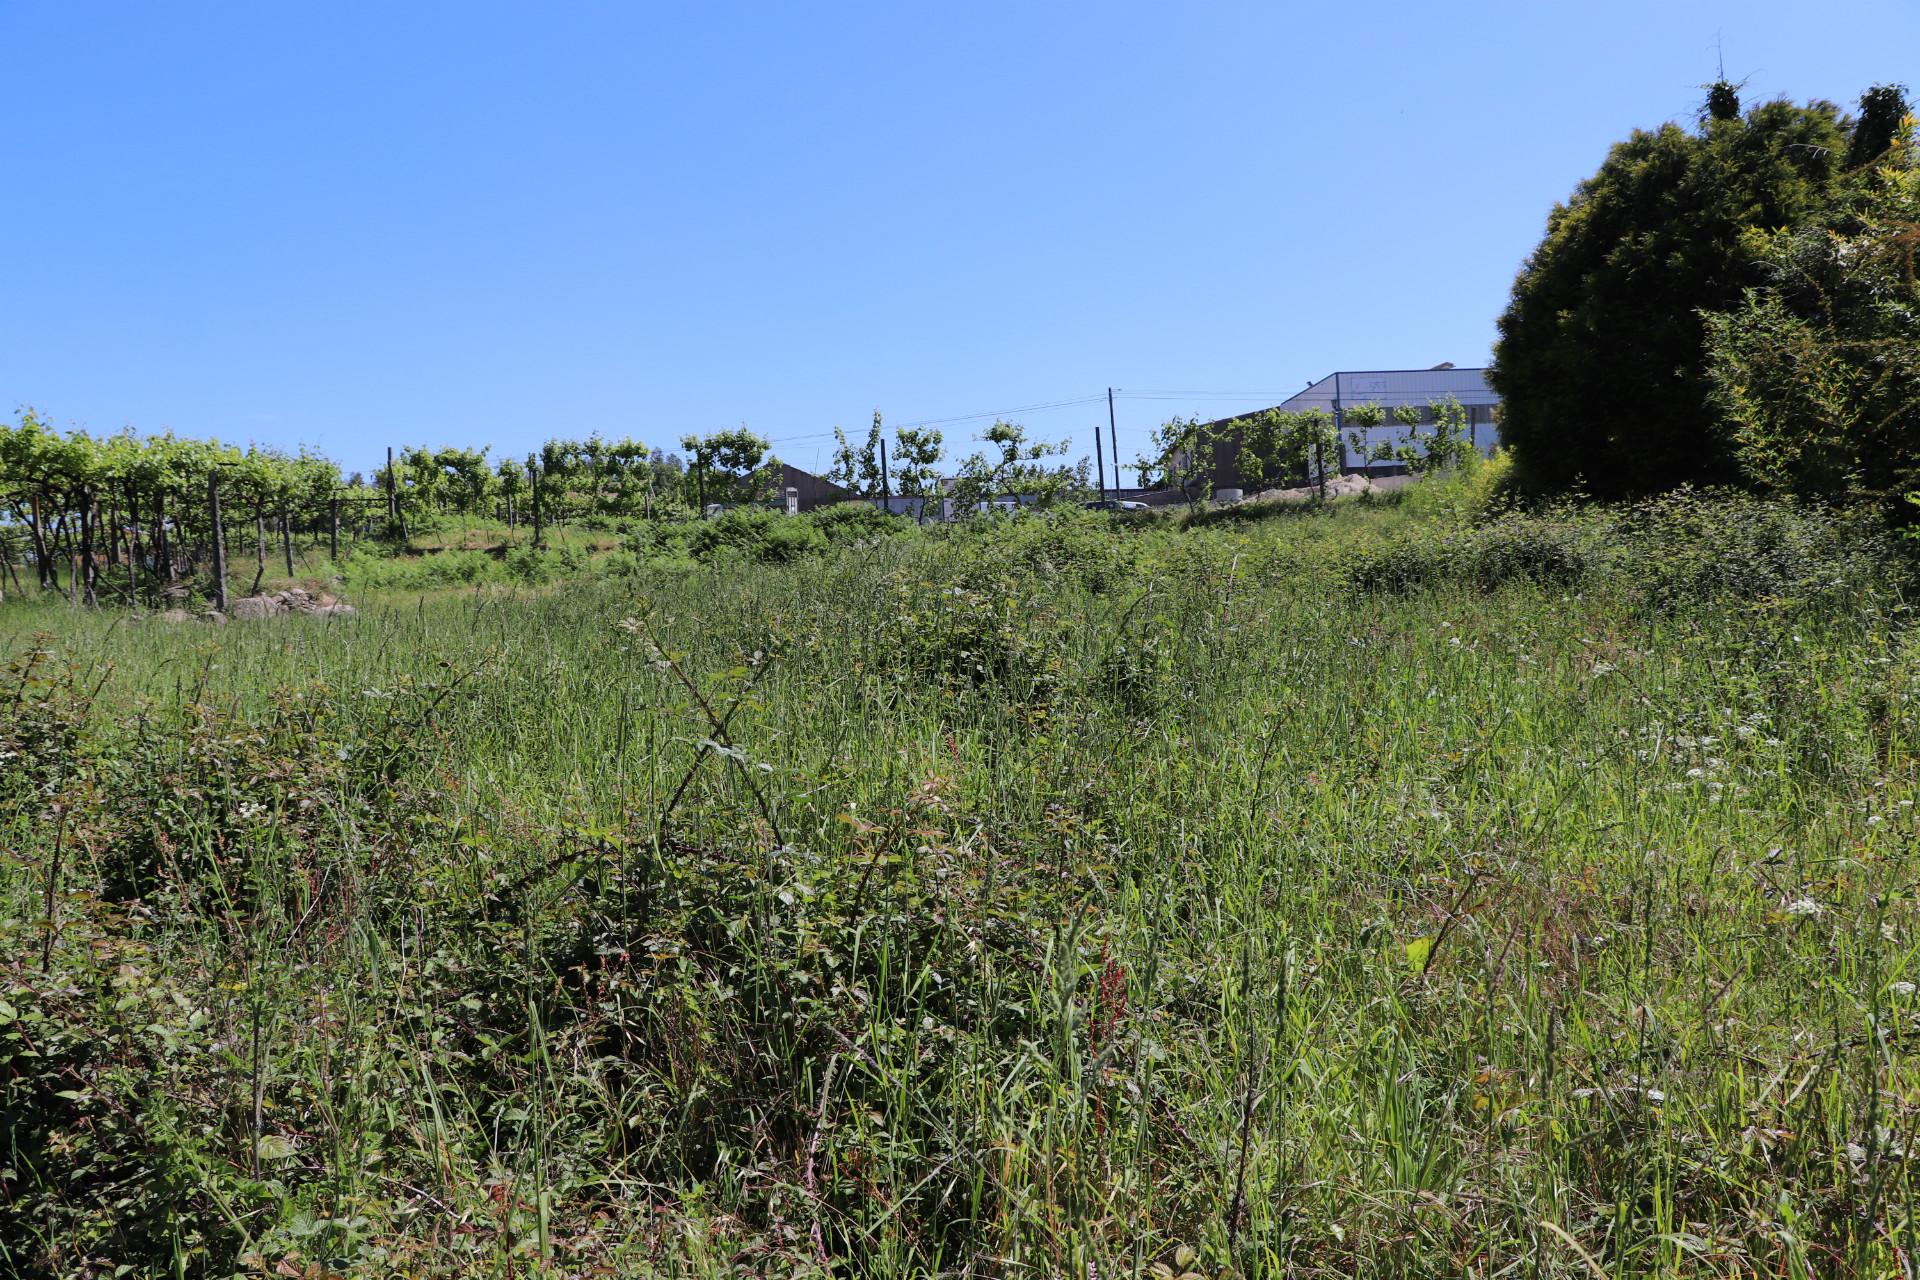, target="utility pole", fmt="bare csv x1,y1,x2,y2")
879,437,890,515
1108,389,1123,496
385,446,397,532
1093,404,1107,503
208,469,229,613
